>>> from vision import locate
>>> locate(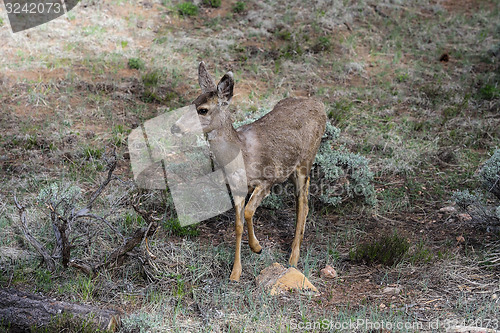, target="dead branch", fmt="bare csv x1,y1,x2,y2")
13,195,56,272
95,223,158,271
